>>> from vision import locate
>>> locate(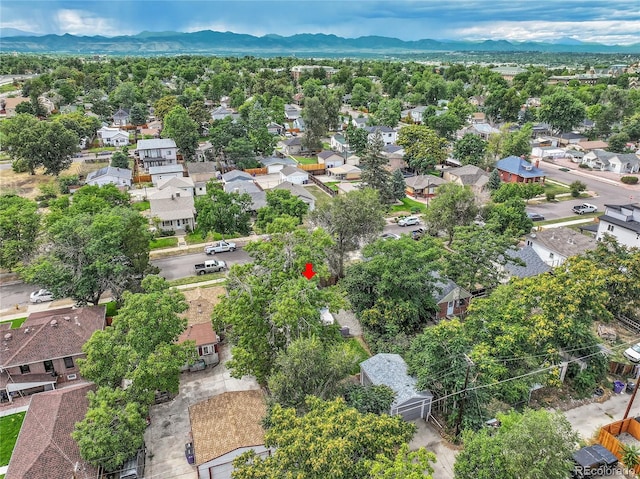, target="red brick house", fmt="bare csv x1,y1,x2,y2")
495,156,546,184
0,305,105,403
178,322,220,367
433,276,472,321
5,383,99,479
